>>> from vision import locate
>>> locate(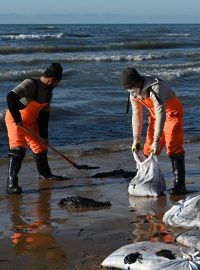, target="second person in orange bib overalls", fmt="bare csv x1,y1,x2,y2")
122,67,186,195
